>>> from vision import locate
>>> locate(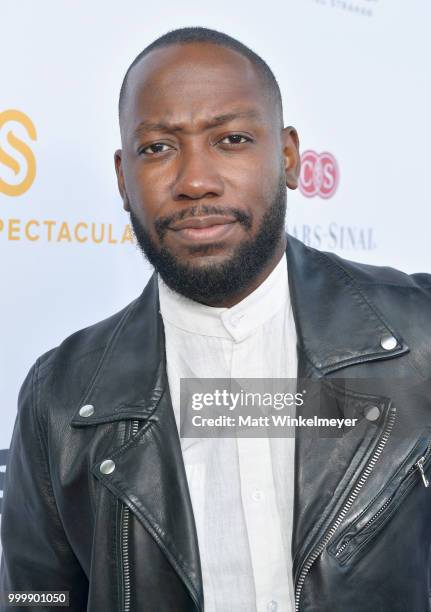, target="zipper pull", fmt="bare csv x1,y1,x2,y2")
416,456,429,488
